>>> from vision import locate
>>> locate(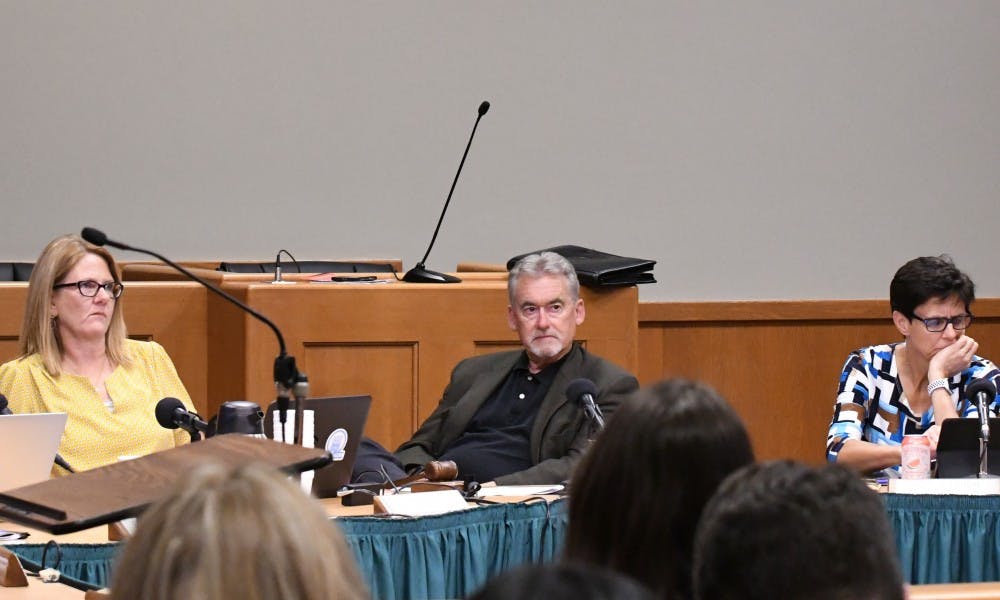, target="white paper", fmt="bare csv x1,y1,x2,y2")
476,484,564,497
